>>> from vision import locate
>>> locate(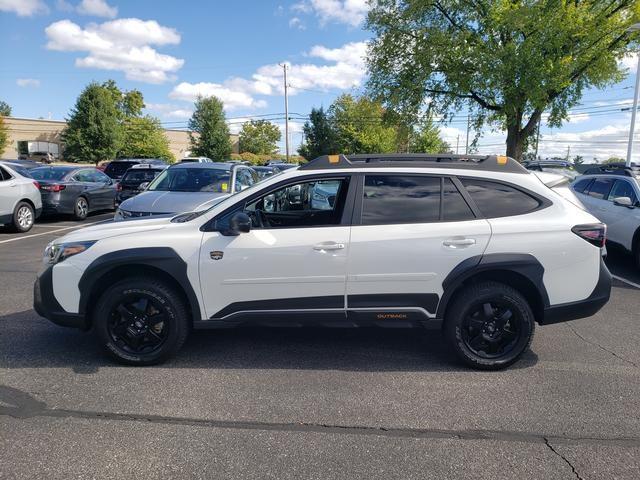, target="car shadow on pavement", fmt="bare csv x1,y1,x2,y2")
0,310,538,373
